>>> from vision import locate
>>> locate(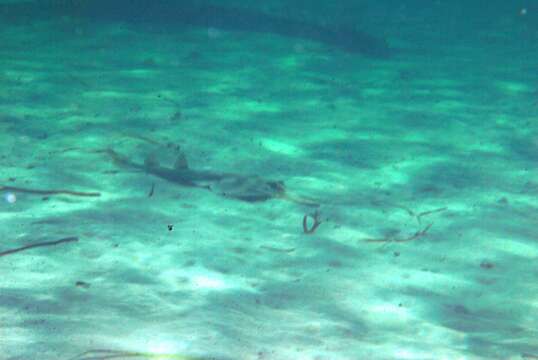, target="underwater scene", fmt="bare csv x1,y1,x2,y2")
1,1,537,359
